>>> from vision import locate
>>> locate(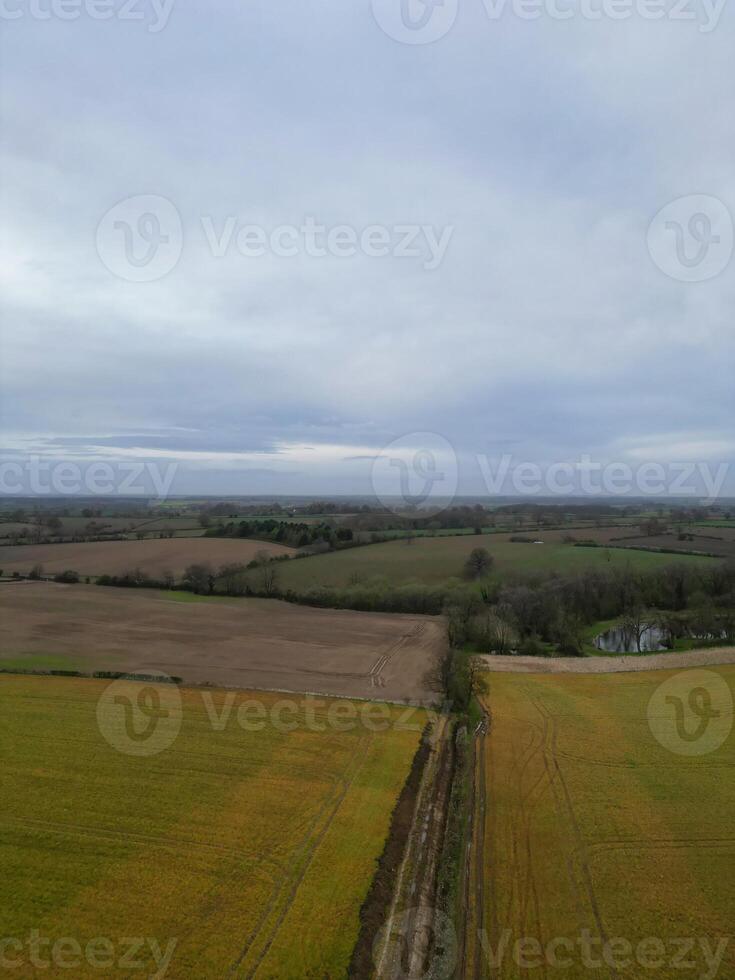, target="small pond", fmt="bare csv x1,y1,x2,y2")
594,625,668,654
